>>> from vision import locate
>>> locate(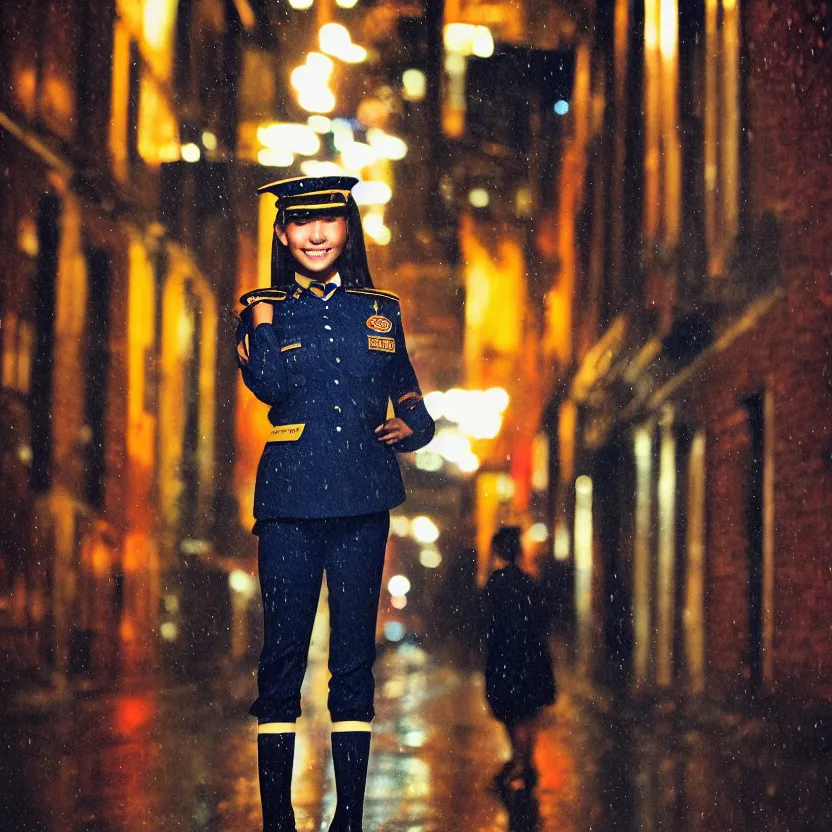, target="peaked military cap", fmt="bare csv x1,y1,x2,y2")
257,175,359,222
